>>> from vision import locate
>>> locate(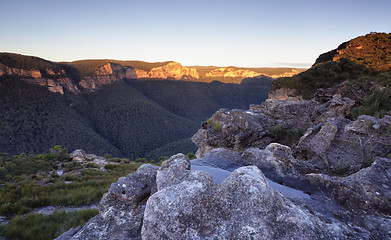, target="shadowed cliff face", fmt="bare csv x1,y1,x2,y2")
0,63,78,94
